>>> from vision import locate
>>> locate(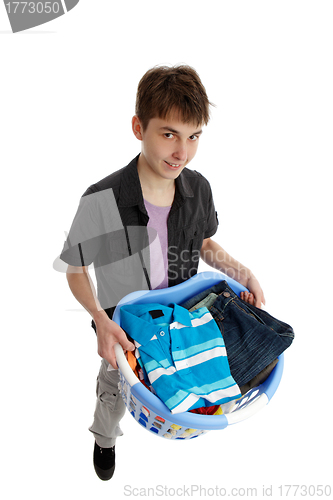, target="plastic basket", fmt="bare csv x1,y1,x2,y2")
113,271,284,440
